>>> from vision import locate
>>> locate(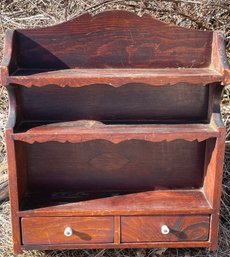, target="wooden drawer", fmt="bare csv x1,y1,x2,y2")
121,215,210,243
21,217,113,245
